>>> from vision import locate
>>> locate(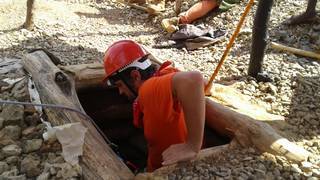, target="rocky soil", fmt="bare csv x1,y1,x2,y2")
0,58,82,179
0,0,320,179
